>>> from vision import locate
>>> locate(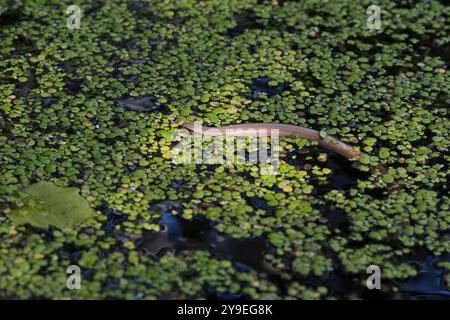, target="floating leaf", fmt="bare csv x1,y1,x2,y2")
7,181,93,229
